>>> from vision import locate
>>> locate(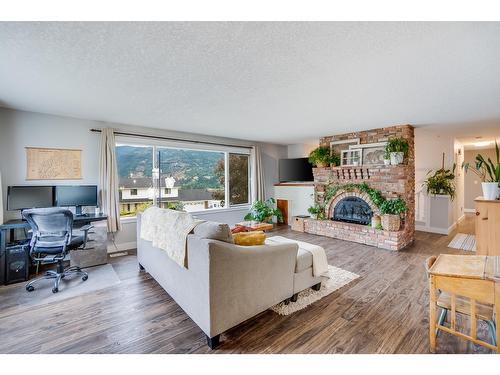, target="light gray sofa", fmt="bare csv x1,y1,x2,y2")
136,213,299,349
